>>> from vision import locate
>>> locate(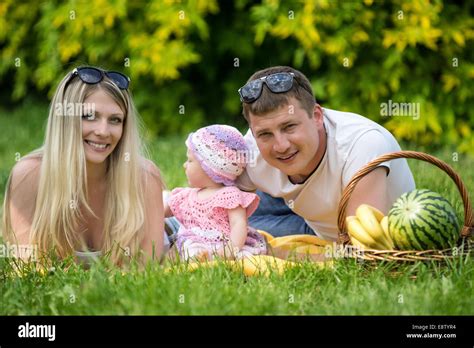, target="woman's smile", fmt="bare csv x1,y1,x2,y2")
84,139,111,152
